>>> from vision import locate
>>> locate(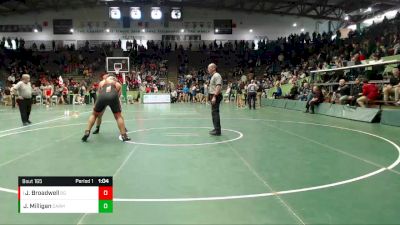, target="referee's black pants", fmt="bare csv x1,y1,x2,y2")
248,92,256,109
210,94,222,132
17,98,32,123
12,95,16,108
90,93,97,104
